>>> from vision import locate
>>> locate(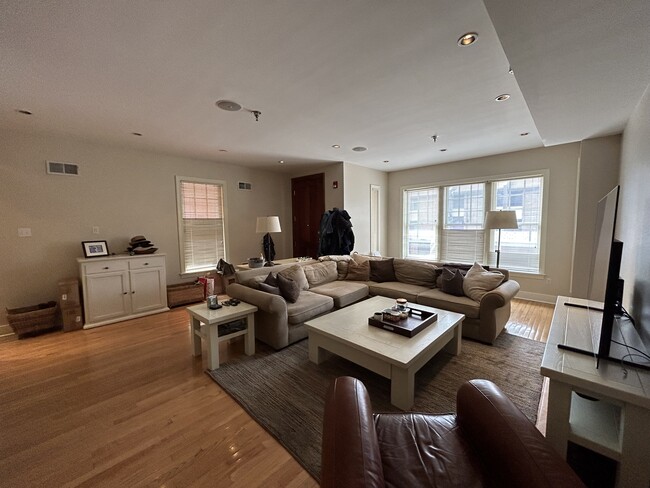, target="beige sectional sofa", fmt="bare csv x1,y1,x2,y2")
226,255,520,350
